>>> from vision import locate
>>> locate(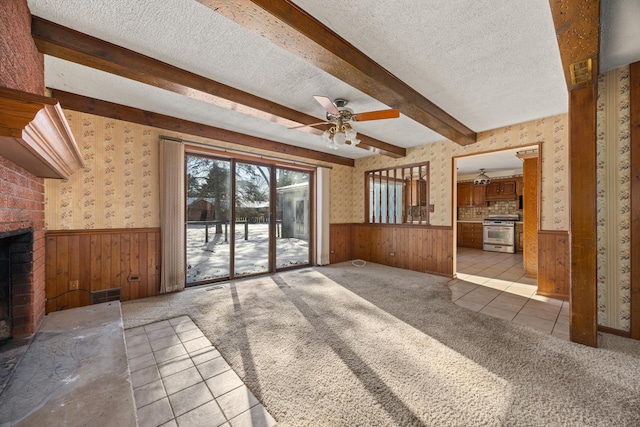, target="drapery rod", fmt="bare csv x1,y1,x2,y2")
160,135,333,169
